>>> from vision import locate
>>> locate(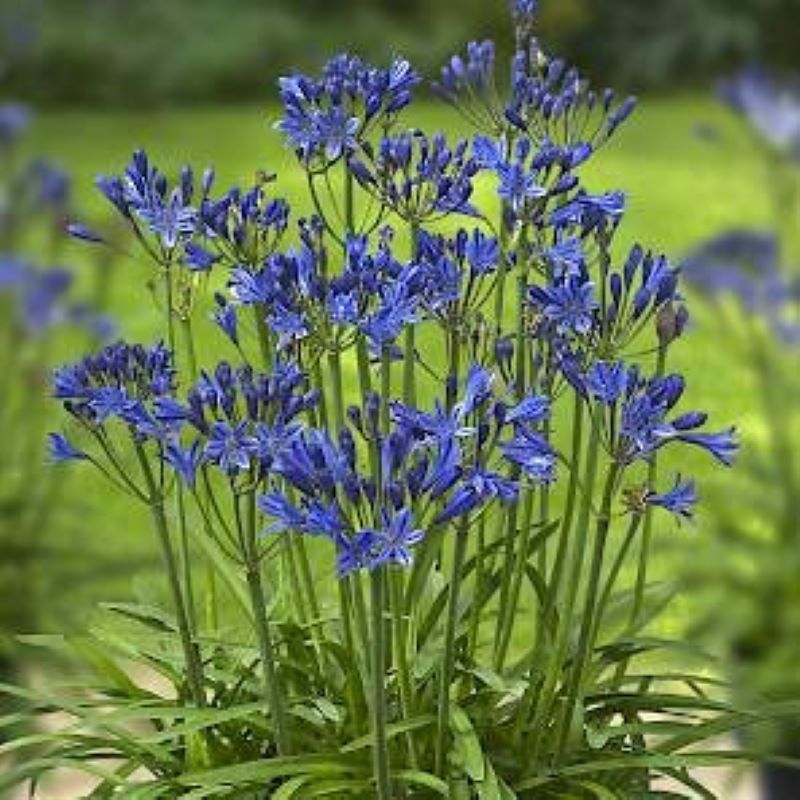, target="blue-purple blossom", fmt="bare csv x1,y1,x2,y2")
371,508,425,567
204,421,258,474
184,242,219,272
587,361,629,405
212,293,239,345
437,467,518,523
164,440,205,489
48,432,87,463
67,223,104,244
277,54,420,166
350,131,479,221
645,475,697,521
529,276,599,335
94,150,204,250
506,395,550,424
501,428,557,483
